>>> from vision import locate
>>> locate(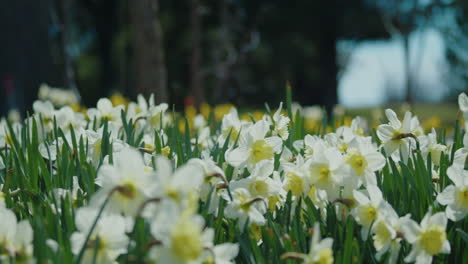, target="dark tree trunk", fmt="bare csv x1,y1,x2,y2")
318,0,338,114
0,0,63,115
403,34,413,103
62,0,80,102
130,0,168,103
96,0,118,99
190,0,204,107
